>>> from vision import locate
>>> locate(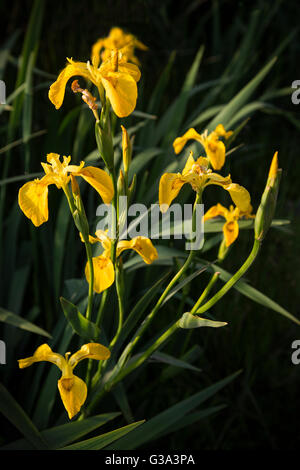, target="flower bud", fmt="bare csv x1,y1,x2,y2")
121,125,132,174
95,121,114,171
254,152,282,242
